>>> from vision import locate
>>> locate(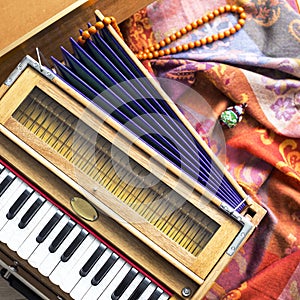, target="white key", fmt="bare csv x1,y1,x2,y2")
158,293,170,300
82,257,126,300
118,273,144,300
70,248,113,300
0,163,4,172
38,223,82,277
17,205,60,259
0,181,27,230
49,234,95,286
0,189,36,244
0,168,10,184
138,283,157,300
28,214,69,268
8,200,52,252
98,263,132,300
59,237,101,293
0,177,23,212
